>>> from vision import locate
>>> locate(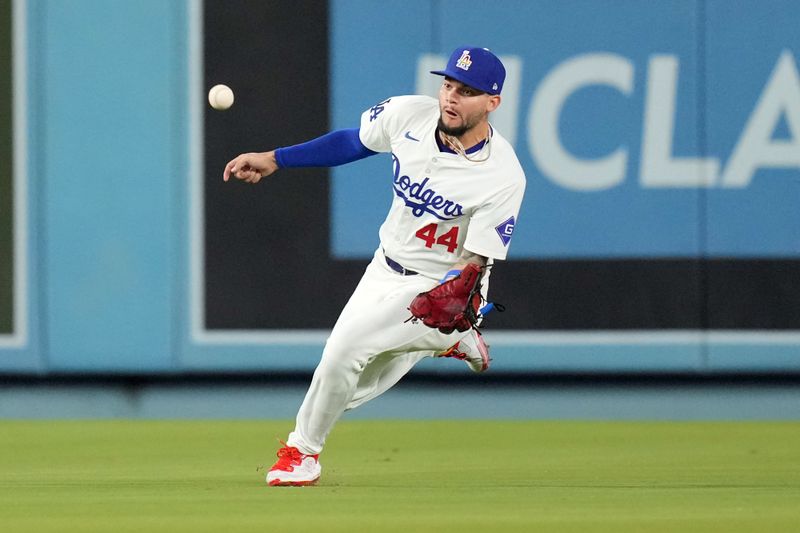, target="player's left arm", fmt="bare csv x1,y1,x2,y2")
439,251,487,284
437,173,525,285
457,250,487,268
461,176,526,262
